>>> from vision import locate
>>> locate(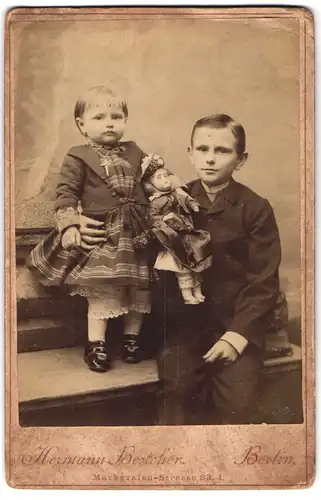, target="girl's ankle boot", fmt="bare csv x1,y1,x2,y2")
84,341,110,372
123,334,144,364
